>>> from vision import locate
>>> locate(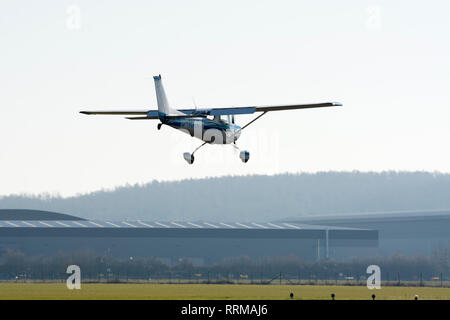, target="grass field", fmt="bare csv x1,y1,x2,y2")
0,283,449,300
